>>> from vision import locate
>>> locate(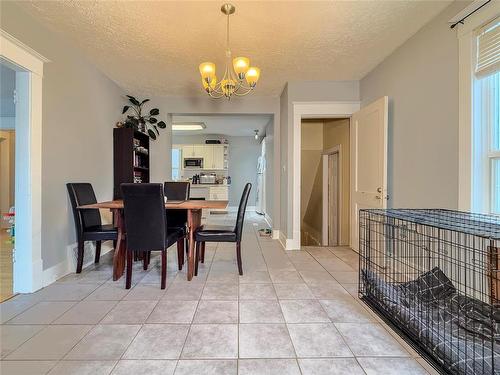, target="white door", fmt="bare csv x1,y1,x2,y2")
350,96,388,251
